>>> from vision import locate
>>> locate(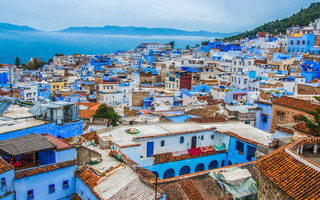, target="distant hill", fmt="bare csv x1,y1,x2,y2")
59,25,239,38
0,23,38,32
225,2,320,41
